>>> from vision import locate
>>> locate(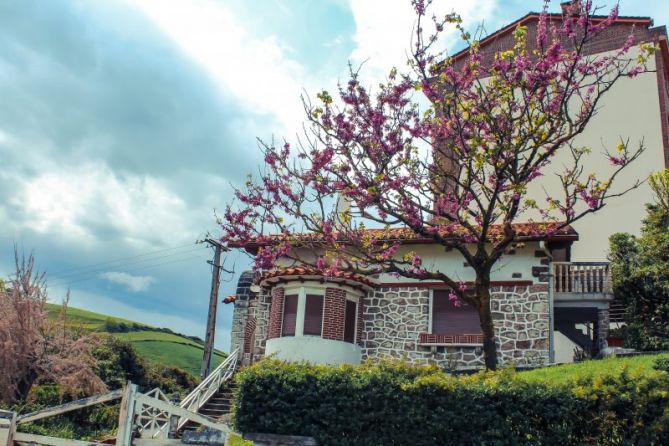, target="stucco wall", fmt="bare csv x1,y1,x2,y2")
524,46,666,261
